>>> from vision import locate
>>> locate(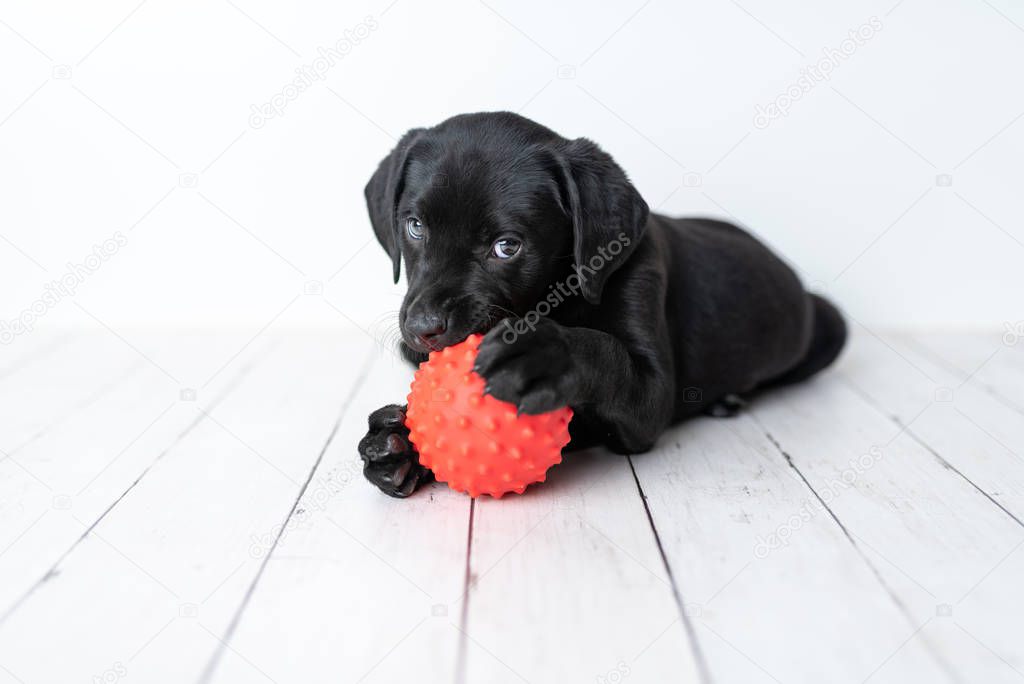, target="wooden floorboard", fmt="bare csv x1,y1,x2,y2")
632,409,949,683
838,332,1024,682
1,330,1022,683
461,449,702,683
0,333,370,683
0,332,279,621
206,350,471,684
0,333,139,458
908,333,1024,416
841,333,1024,524
753,344,1024,683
